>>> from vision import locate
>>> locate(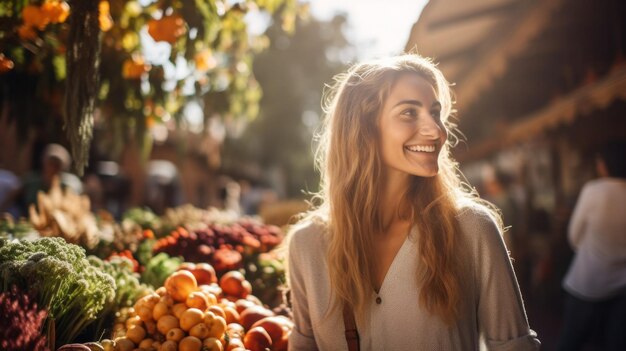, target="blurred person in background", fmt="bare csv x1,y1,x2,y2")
0,164,20,217
144,160,183,215
557,141,626,351
19,143,83,212
287,54,540,350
